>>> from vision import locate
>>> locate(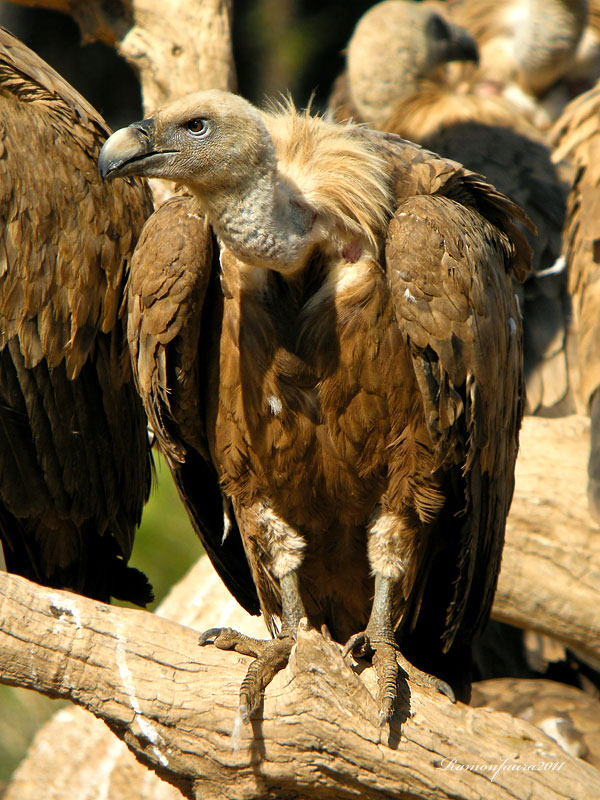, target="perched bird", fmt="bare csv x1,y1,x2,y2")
99,89,530,722
331,0,573,416
329,0,480,130
445,0,588,126
0,28,154,604
551,80,600,525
